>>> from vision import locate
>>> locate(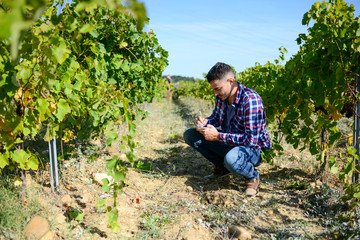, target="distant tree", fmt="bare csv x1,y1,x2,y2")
162,75,195,83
